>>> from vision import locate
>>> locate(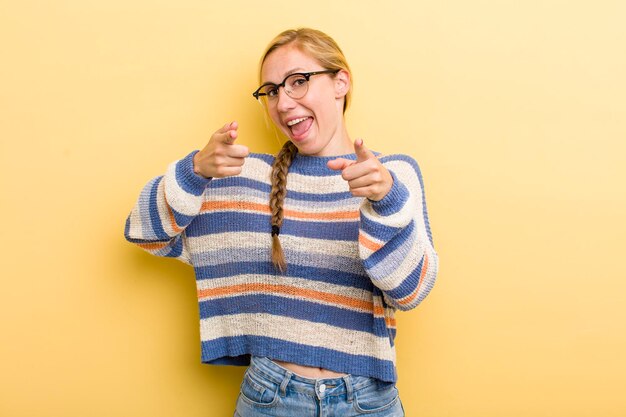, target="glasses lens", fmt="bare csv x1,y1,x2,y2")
285,74,308,99
258,85,278,98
